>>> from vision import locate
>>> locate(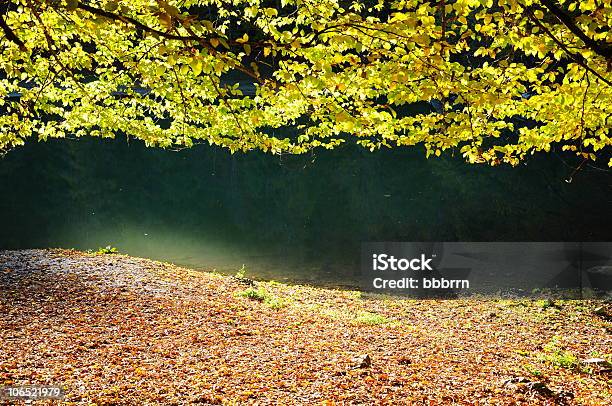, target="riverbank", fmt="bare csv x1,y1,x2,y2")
1,249,610,405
